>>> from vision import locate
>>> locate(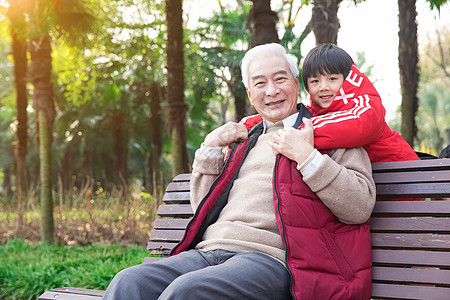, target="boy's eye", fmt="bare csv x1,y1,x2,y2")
309,79,318,84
